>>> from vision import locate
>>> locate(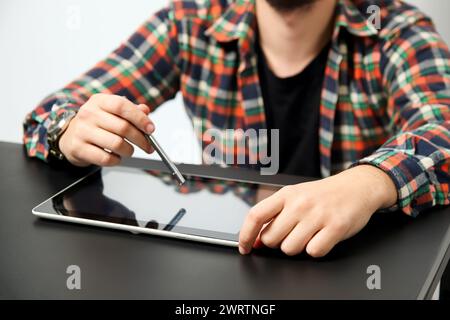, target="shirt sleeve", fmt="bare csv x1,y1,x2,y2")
23,6,181,161
353,16,450,216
